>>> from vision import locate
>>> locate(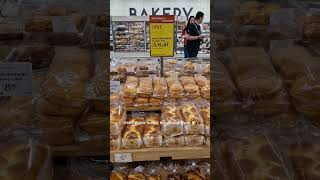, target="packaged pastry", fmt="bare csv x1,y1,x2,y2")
118,62,137,74
198,102,210,136
205,136,210,147
165,59,177,72
200,85,210,100
110,166,127,180
203,64,210,75
128,166,146,180
194,74,209,87
122,117,144,149
186,163,206,180
166,77,185,98
183,61,196,73
161,103,184,136
226,47,282,100
110,104,126,135
137,77,153,97
123,76,139,98
149,98,162,107
287,138,320,180
185,135,205,146
162,135,185,147
222,134,291,180
110,135,121,151
166,163,186,180
153,77,168,98
180,103,205,135
134,97,150,108
144,114,162,148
